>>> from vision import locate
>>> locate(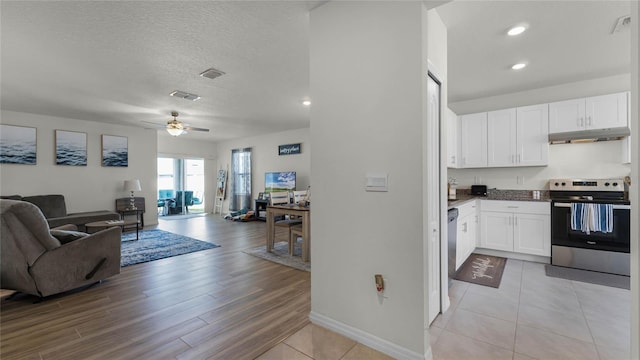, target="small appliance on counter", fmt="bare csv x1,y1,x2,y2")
471,185,487,196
